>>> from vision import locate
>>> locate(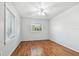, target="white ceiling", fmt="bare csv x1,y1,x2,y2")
12,2,79,19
